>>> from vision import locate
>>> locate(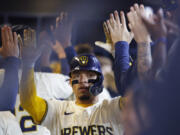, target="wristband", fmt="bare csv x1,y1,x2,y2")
154,37,167,45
